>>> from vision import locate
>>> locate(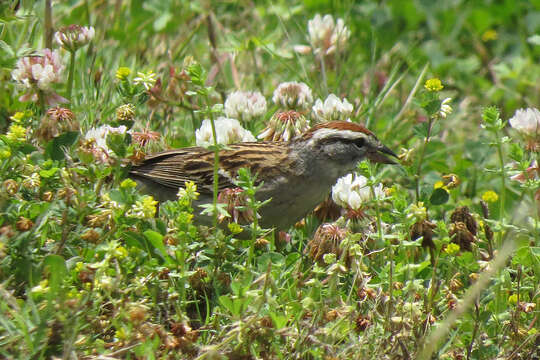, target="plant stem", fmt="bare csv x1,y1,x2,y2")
415,118,434,202
372,180,393,325
466,300,480,360
37,90,46,115
44,0,53,48
208,111,219,228
494,128,506,245
319,55,327,94
67,50,76,103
